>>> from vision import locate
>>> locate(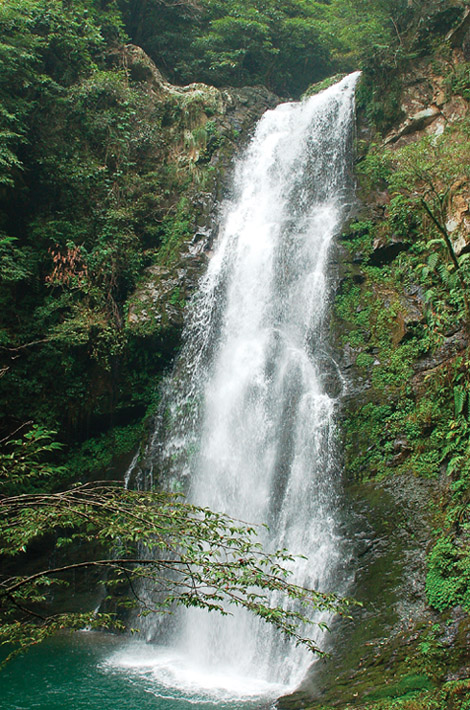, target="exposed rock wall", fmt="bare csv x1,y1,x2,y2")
123,45,279,338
